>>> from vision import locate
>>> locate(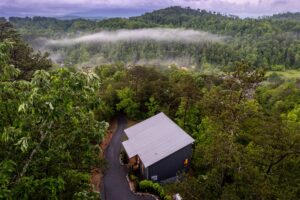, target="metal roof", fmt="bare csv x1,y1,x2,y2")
122,112,195,168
